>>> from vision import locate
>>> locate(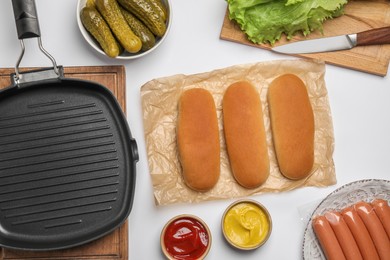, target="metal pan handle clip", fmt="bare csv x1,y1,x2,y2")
11,0,60,84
